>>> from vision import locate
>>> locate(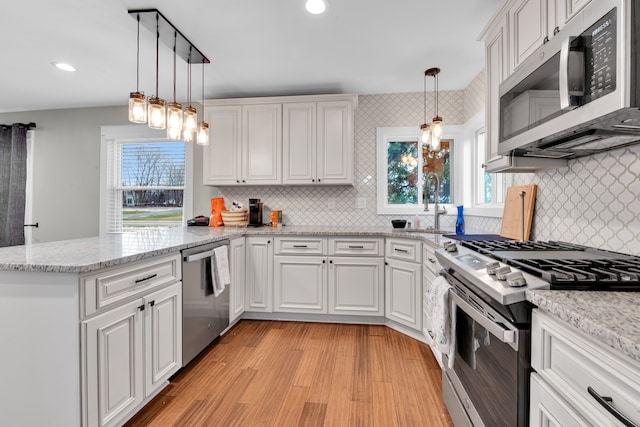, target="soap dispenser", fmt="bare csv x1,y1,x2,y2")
413,215,421,230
